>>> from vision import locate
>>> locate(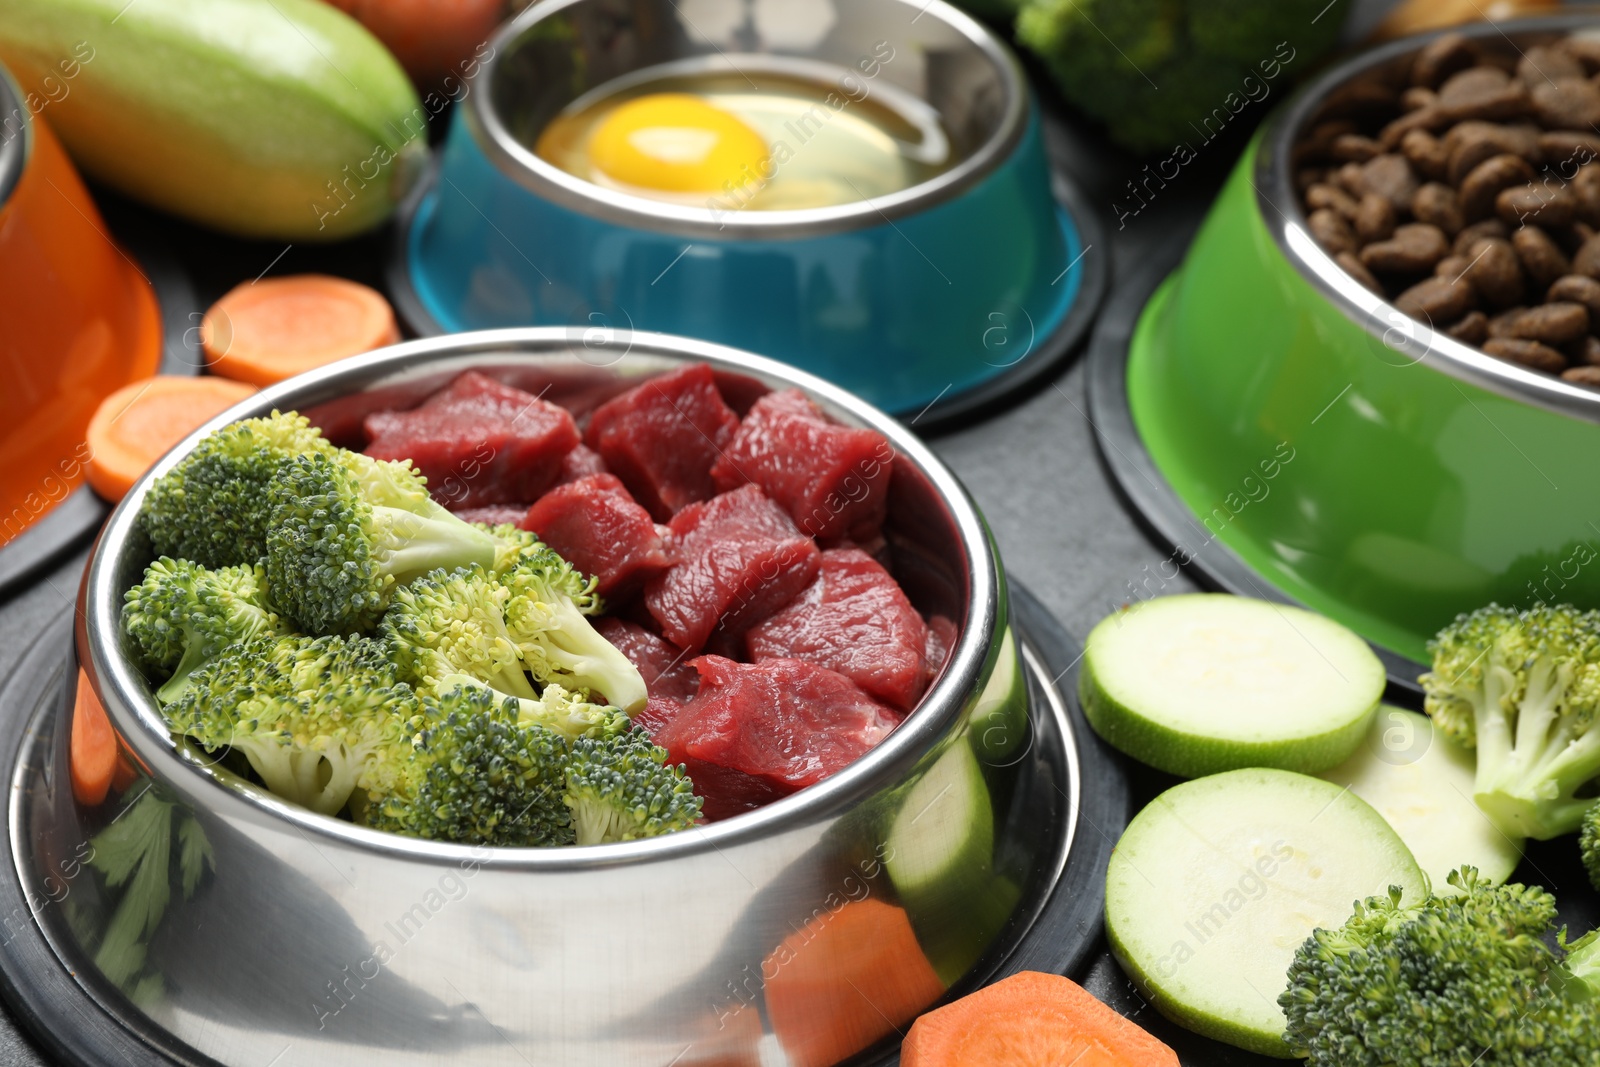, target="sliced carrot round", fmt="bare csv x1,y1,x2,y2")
85,375,258,501
71,668,120,807
202,274,400,387
902,971,1179,1067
